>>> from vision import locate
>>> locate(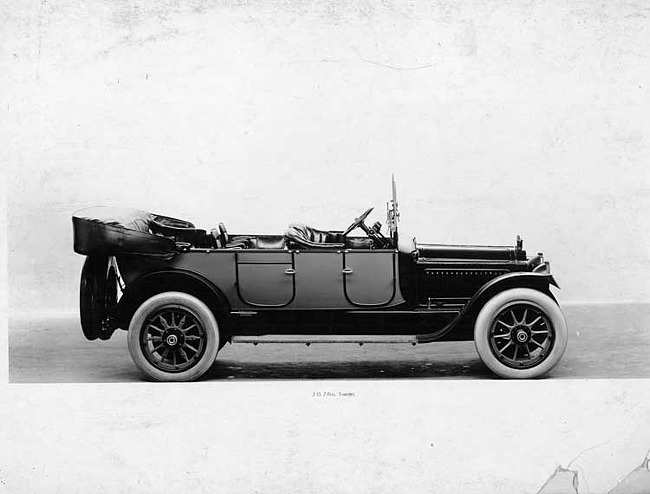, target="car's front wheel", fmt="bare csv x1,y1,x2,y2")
474,288,567,379
127,292,220,382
